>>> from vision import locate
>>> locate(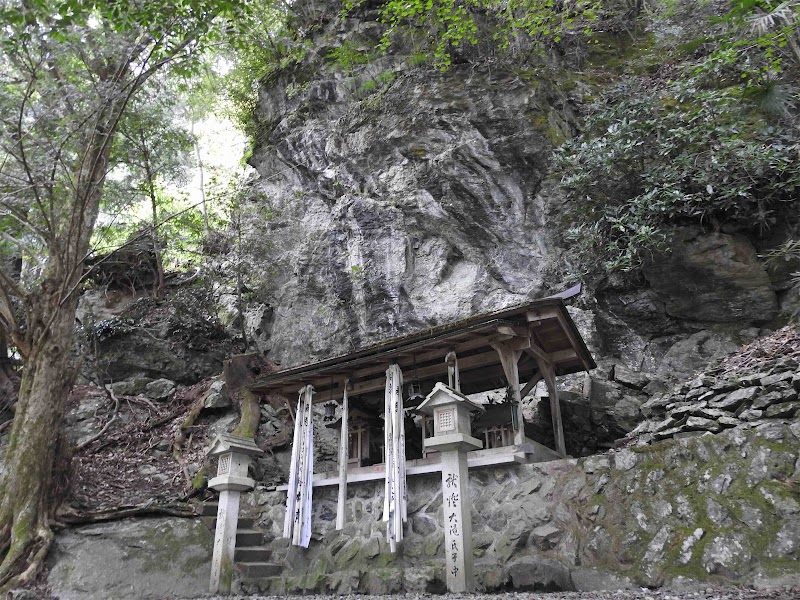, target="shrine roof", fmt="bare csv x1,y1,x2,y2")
250,285,595,402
